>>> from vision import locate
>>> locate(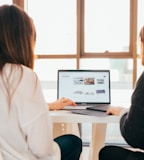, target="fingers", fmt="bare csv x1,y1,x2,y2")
60,97,77,106
65,99,76,106
106,107,123,115
106,110,112,115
